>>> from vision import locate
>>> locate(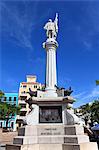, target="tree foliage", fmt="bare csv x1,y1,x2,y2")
77,100,99,125
0,90,21,128
90,100,99,123
0,101,20,128
0,90,5,99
